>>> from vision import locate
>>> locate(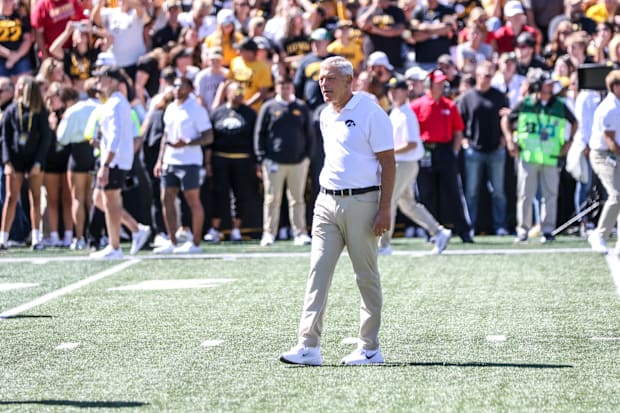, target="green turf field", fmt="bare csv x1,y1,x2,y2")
1,236,619,412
